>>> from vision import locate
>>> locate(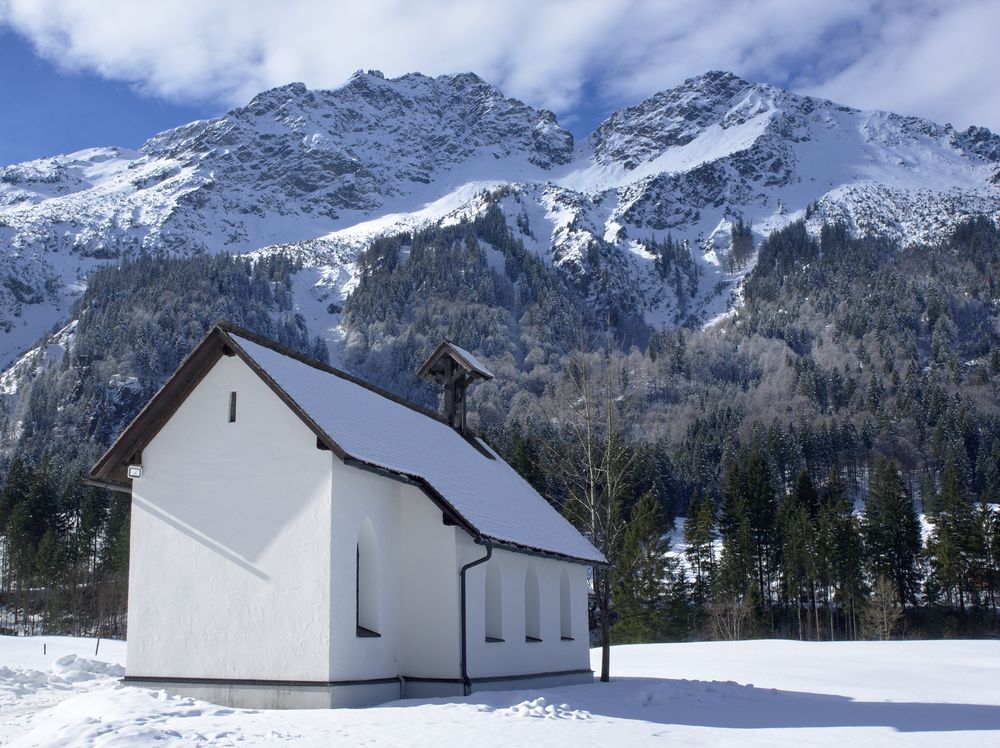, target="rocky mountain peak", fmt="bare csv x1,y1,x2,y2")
589,70,763,167
143,70,573,170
